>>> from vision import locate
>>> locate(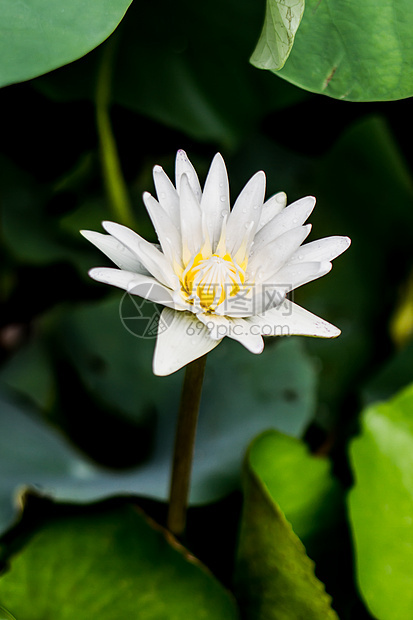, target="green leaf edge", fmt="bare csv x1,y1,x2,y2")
251,0,305,71
235,434,339,619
